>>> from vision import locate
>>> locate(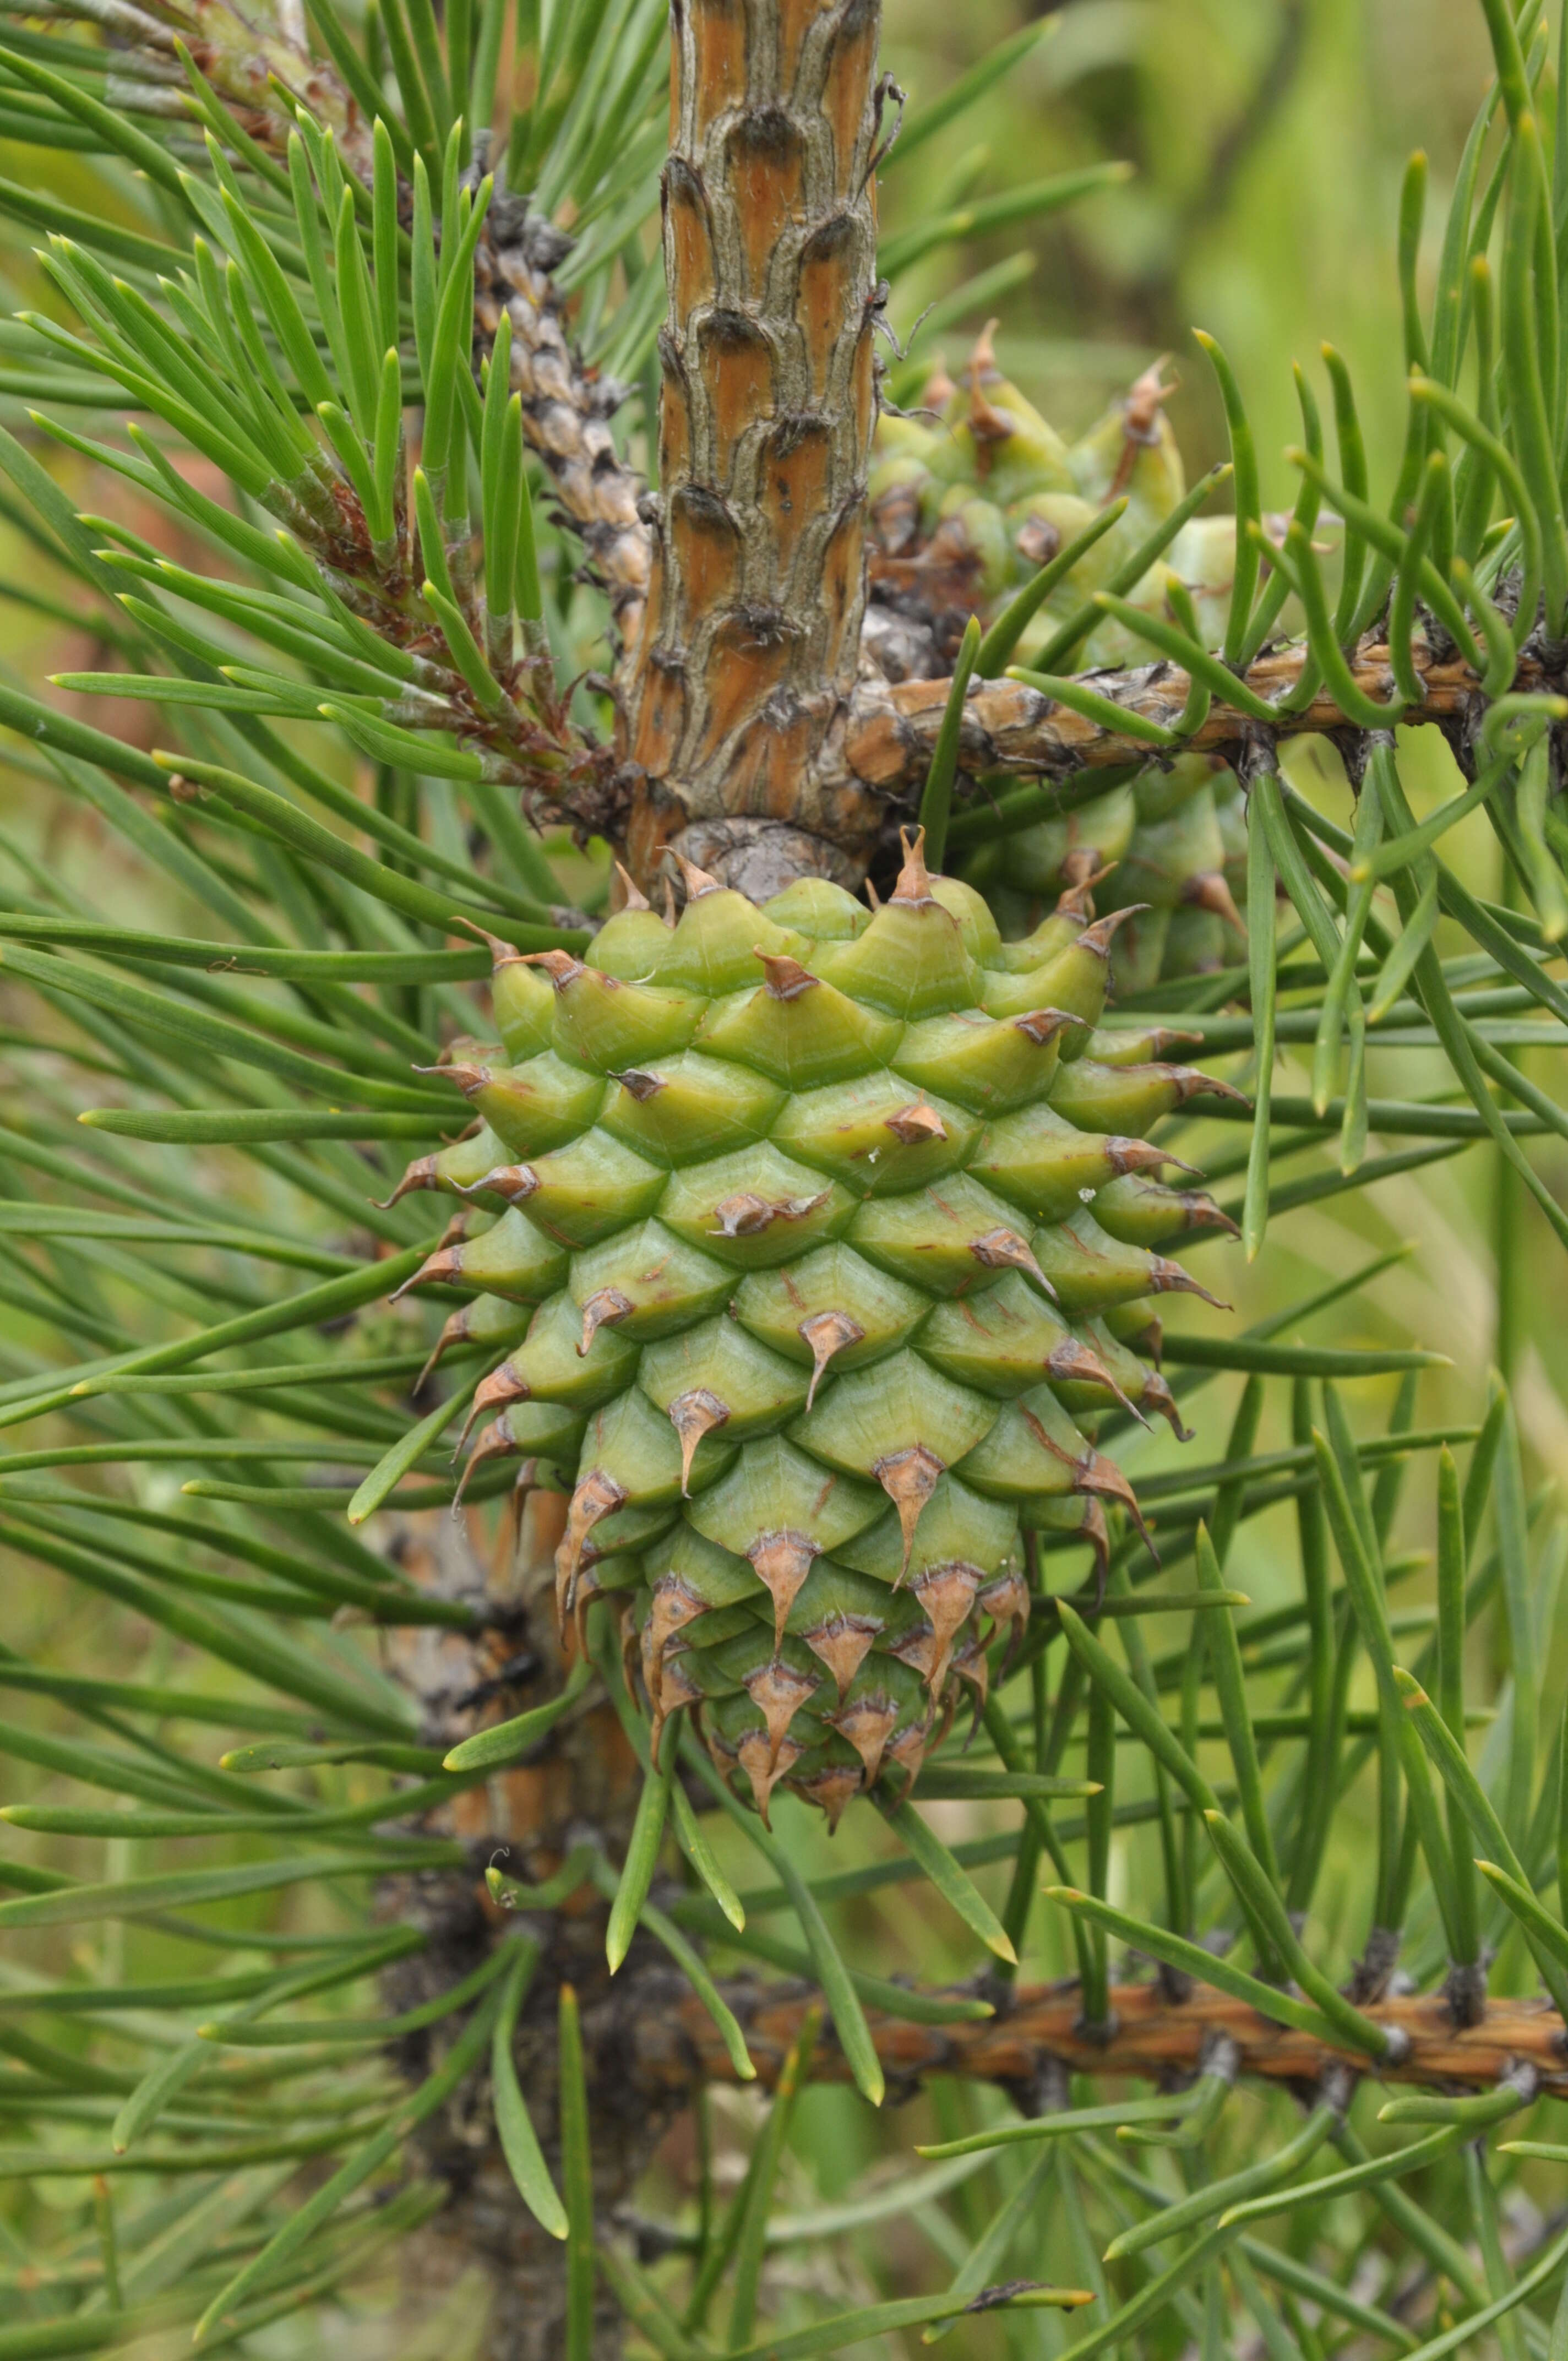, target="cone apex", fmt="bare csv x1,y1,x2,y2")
891,826,936,906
